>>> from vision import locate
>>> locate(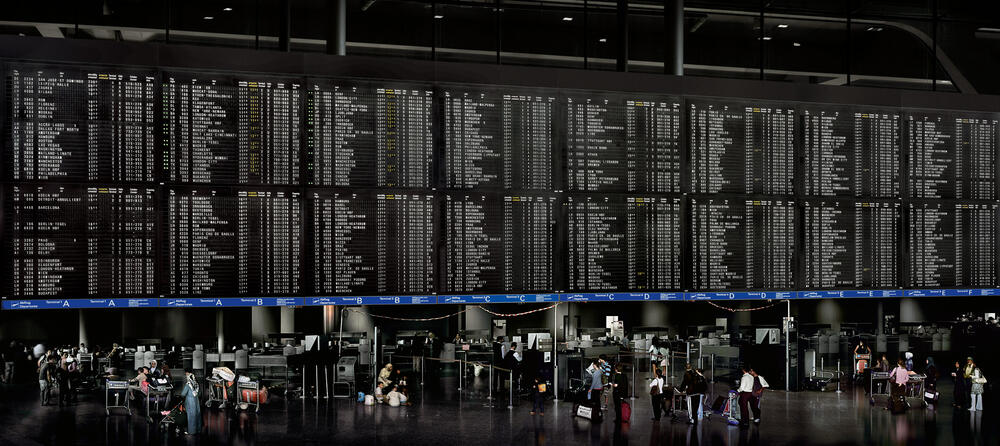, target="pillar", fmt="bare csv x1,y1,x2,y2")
78,310,88,349
663,0,684,75
278,0,291,52
216,309,225,353
326,0,347,55
251,307,279,345
280,307,296,333
322,305,336,335
616,0,628,72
